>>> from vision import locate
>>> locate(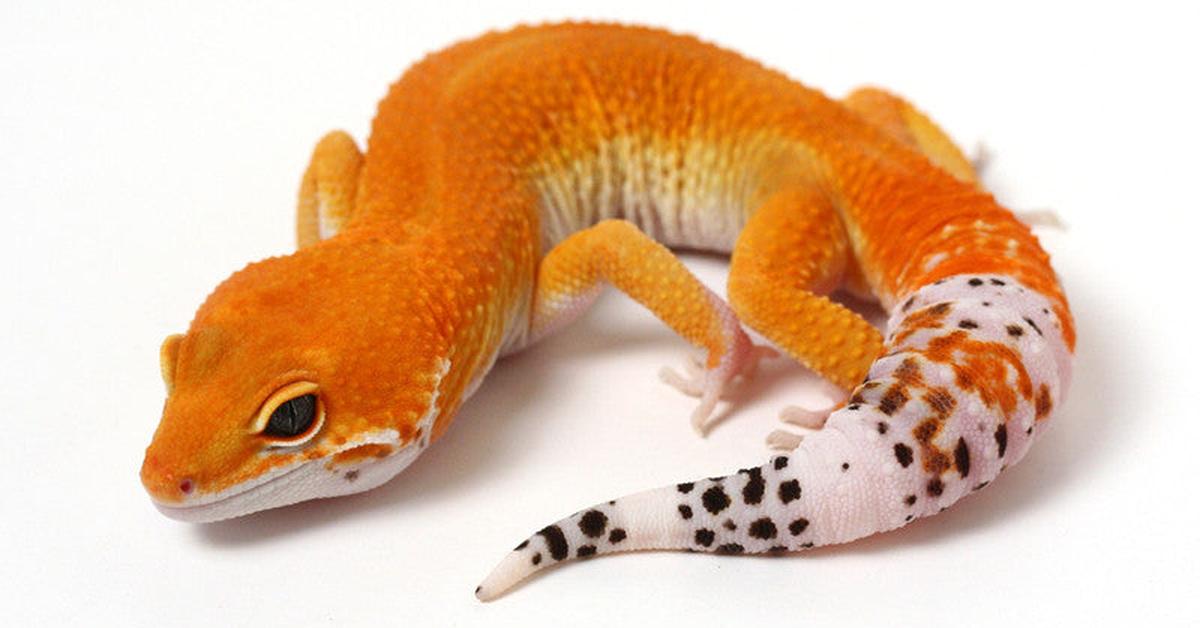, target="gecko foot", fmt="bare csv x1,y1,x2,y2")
1014,209,1067,230
779,405,832,429
660,344,777,436
971,141,992,176
766,430,804,450
777,380,848,430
